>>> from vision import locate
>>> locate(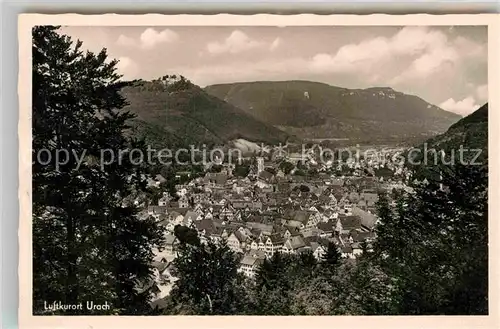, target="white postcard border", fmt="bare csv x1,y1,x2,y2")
18,13,500,329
